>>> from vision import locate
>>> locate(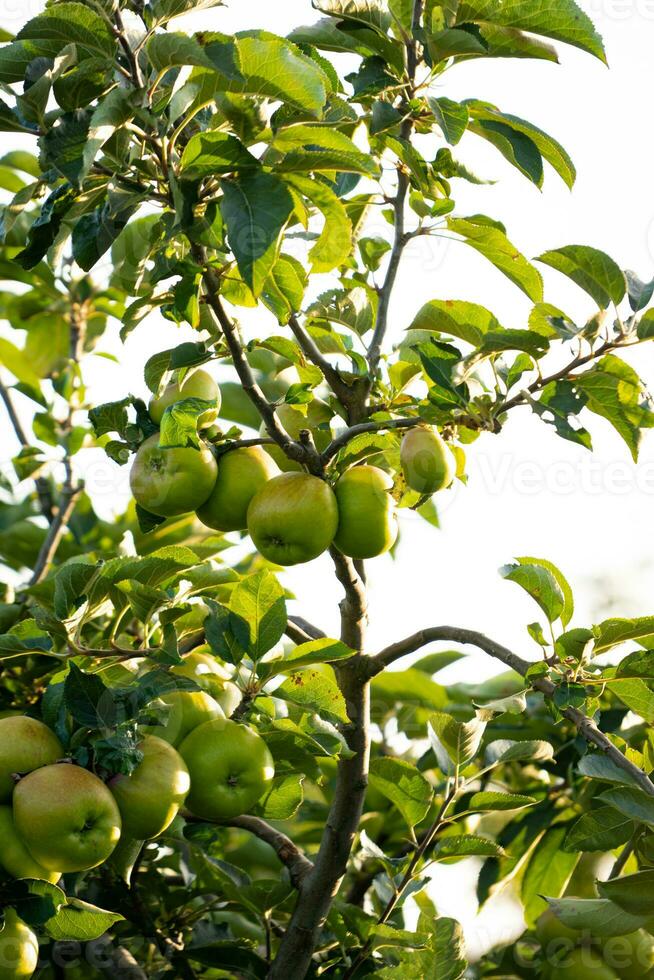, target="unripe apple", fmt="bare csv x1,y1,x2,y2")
197,446,279,531
400,426,454,494
0,805,60,883
149,368,220,429
13,764,122,873
334,466,398,559
180,718,274,820
600,929,654,979
0,908,39,980
143,690,225,747
171,650,242,717
130,434,218,518
247,472,339,565
0,716,63,803
108,736,190,840
549,947,617,979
